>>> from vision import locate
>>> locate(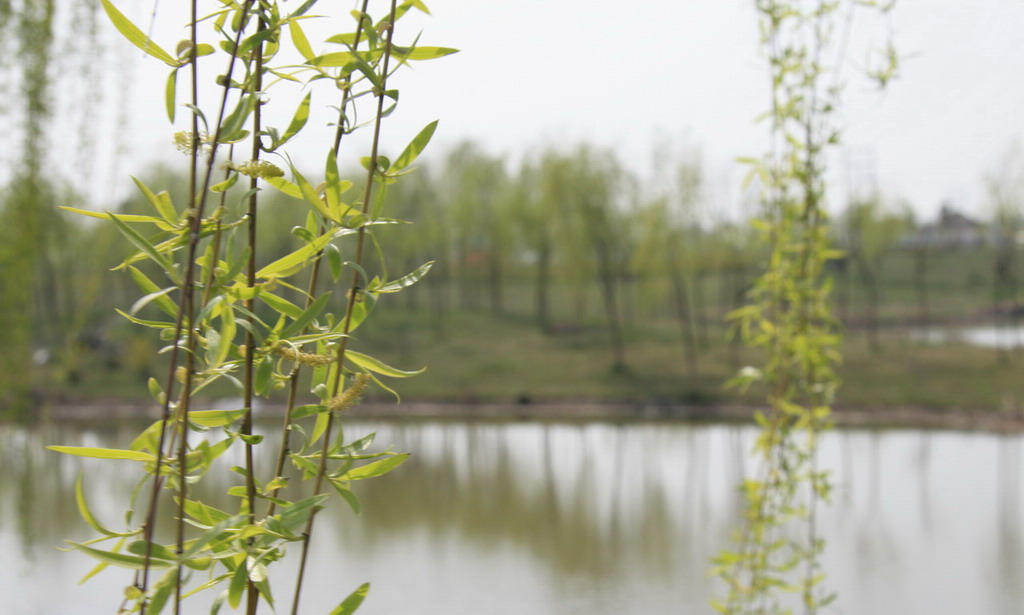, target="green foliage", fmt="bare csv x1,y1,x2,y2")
51,0,452,613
